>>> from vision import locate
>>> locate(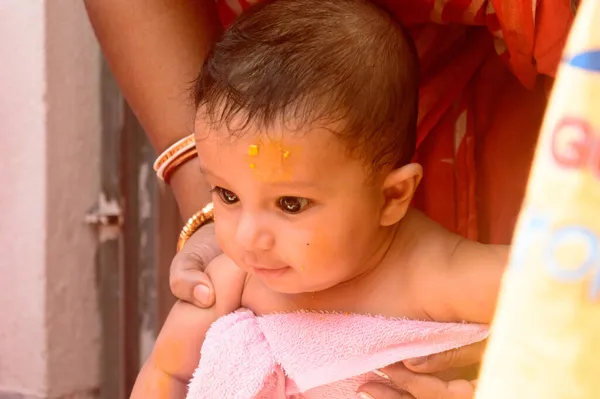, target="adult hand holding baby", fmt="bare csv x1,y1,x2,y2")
171,235,485,399
357,340,486,398
170,224,221,308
